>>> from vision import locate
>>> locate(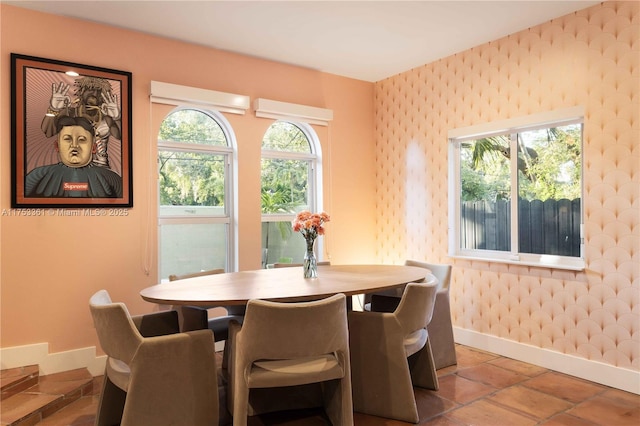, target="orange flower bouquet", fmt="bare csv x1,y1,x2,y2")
292,210,330,278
